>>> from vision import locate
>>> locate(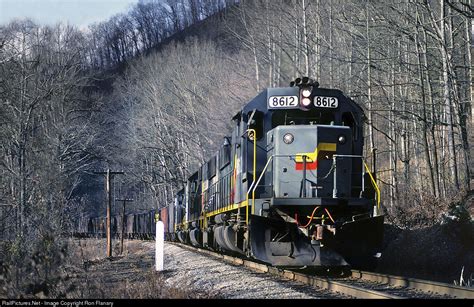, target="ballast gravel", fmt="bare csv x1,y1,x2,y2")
143,241,344,299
